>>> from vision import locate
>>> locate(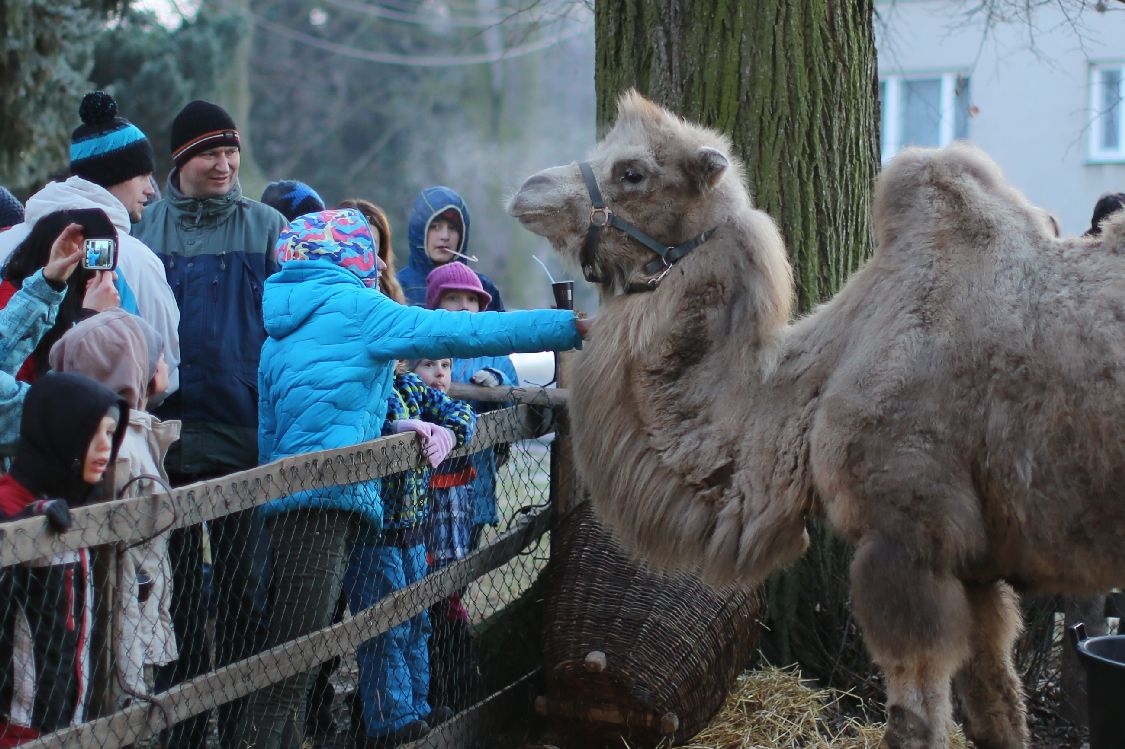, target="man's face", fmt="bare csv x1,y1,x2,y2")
178,146,240,199
108,173,156,222
425,217,461,264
